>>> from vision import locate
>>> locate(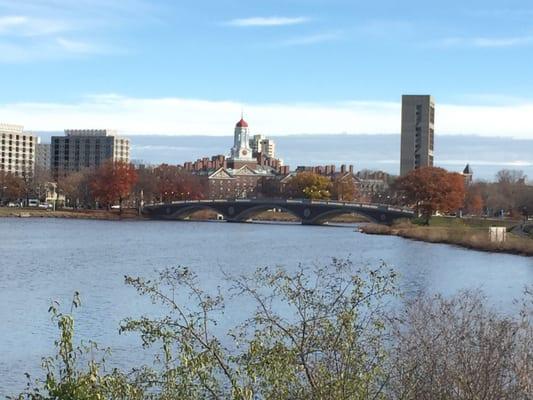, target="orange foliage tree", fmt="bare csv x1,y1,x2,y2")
394,167,466,224
90,161,138,211
464,188,484,216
